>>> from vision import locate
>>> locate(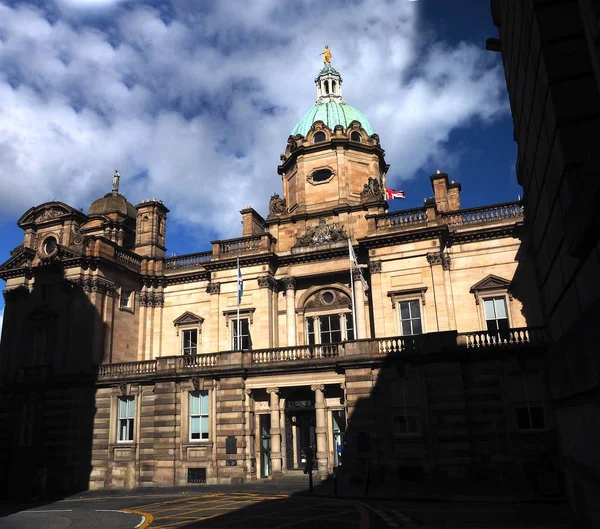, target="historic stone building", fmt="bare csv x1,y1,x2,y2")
489,1,600,527
0,62,557,496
